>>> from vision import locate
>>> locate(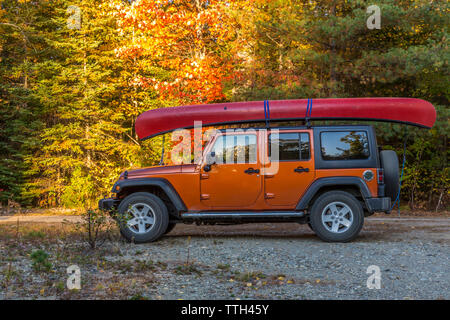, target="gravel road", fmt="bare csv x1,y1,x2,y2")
1,215,448,300
106,216,450,300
